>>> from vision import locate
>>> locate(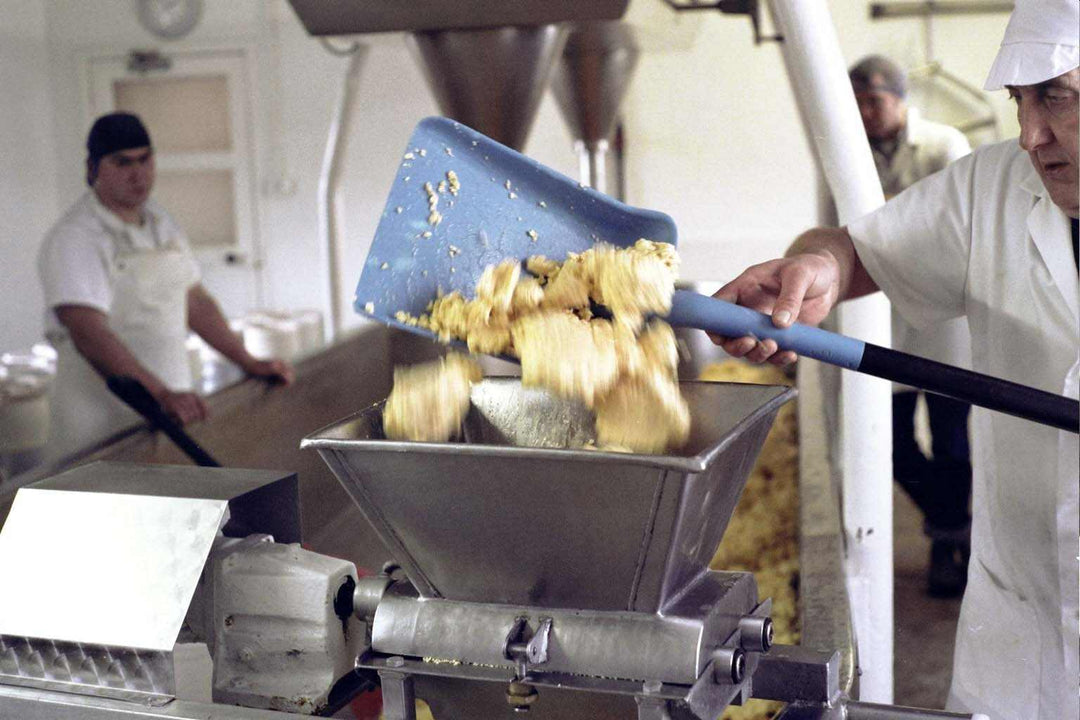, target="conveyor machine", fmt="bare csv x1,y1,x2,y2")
0,380,983,719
